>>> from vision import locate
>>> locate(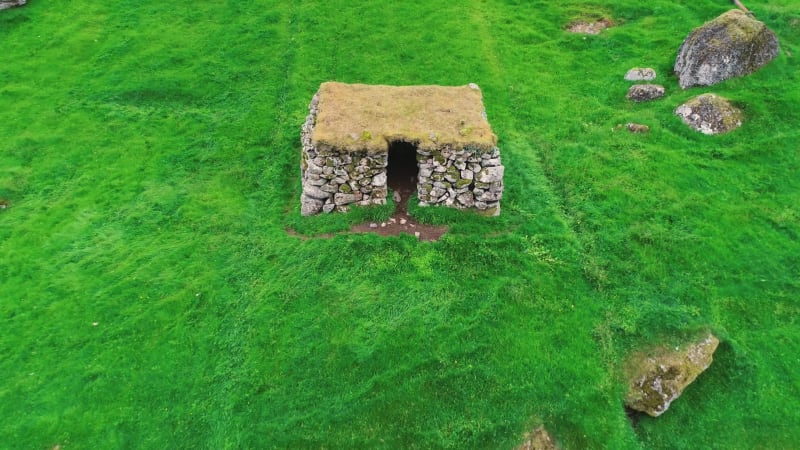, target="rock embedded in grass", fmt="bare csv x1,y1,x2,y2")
626,84,665,102
624,68,657,81
0,0,26,10
515,426,558,450
675,10,779,89
624,333,720,417
675,94,743,135
626,123,650,133
565,18,614,35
